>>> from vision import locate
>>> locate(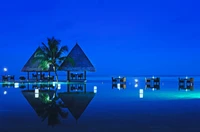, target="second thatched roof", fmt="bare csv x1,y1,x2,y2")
58,43,95,72
21,47,54,72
